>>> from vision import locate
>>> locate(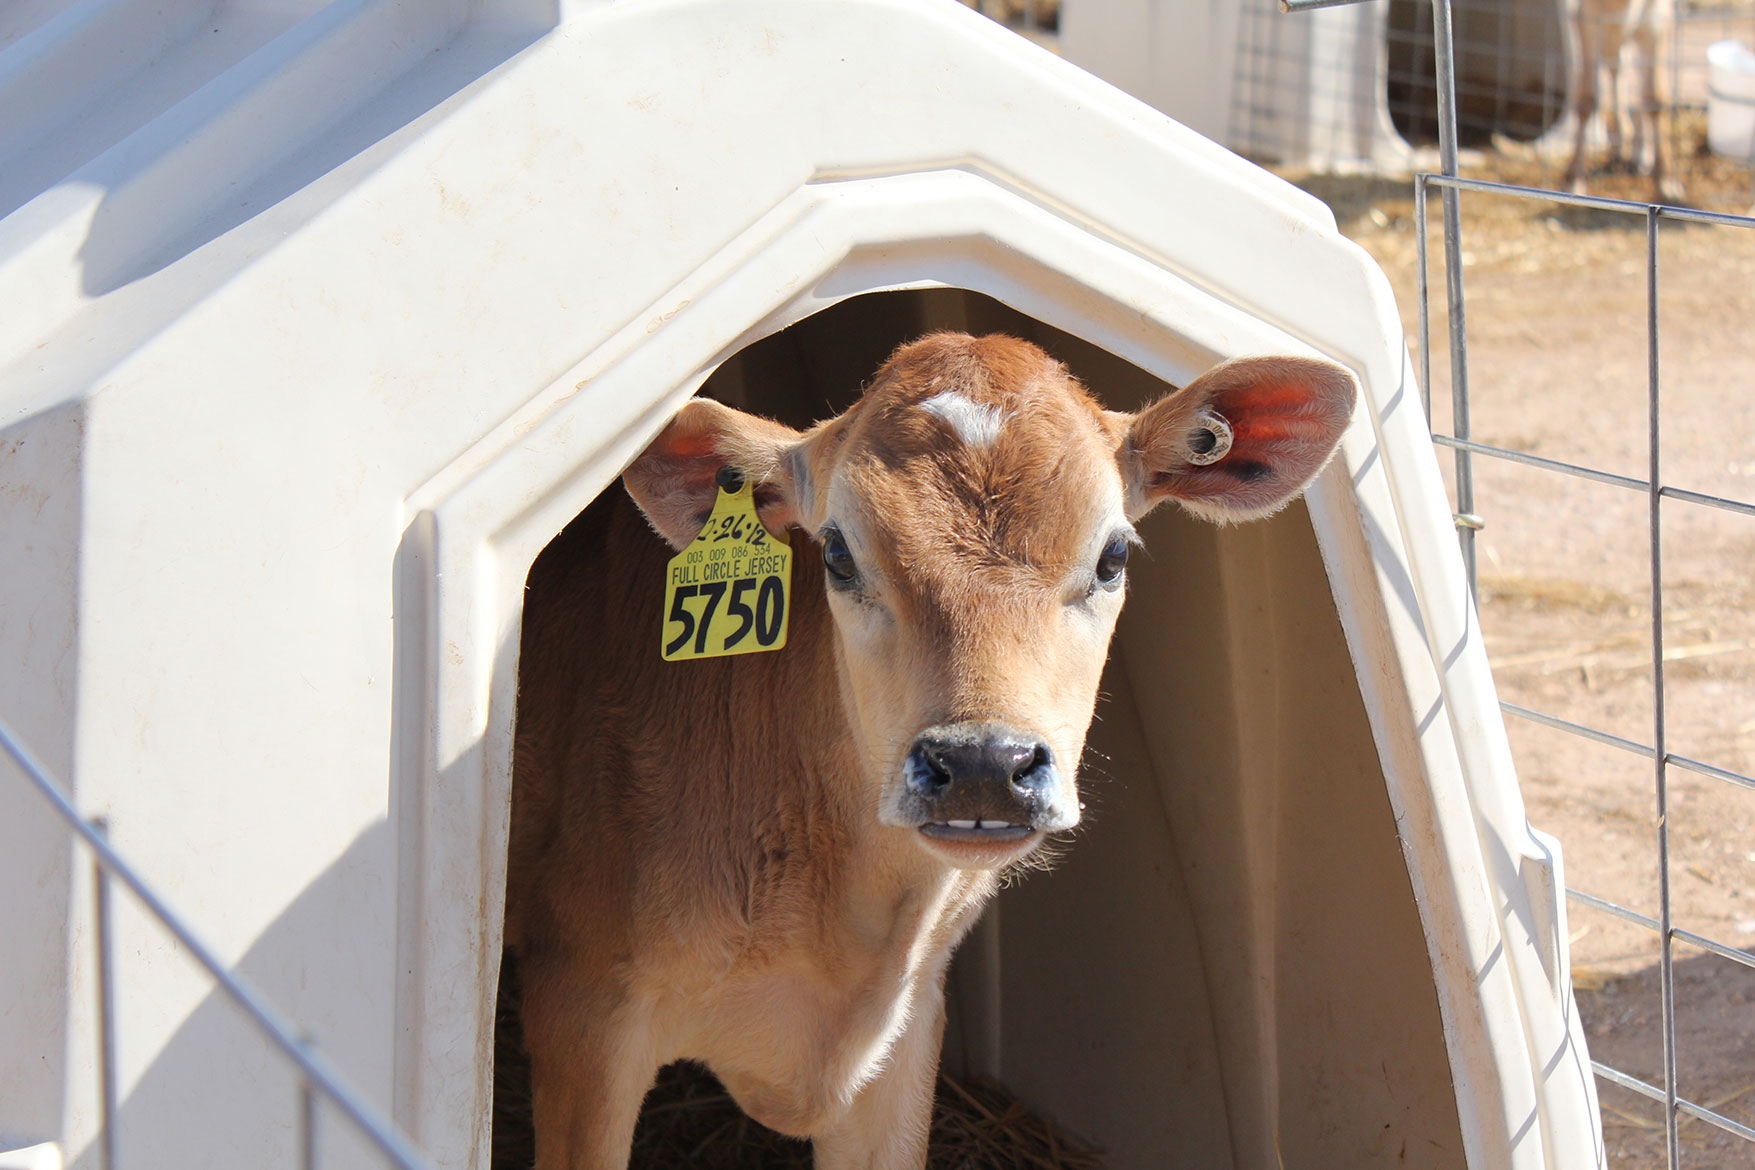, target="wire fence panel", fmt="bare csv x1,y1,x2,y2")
1415,146,1755,1170
1265,0,1755,1164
